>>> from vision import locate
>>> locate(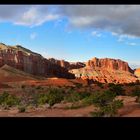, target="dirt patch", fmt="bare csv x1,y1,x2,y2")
0,105,95,117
